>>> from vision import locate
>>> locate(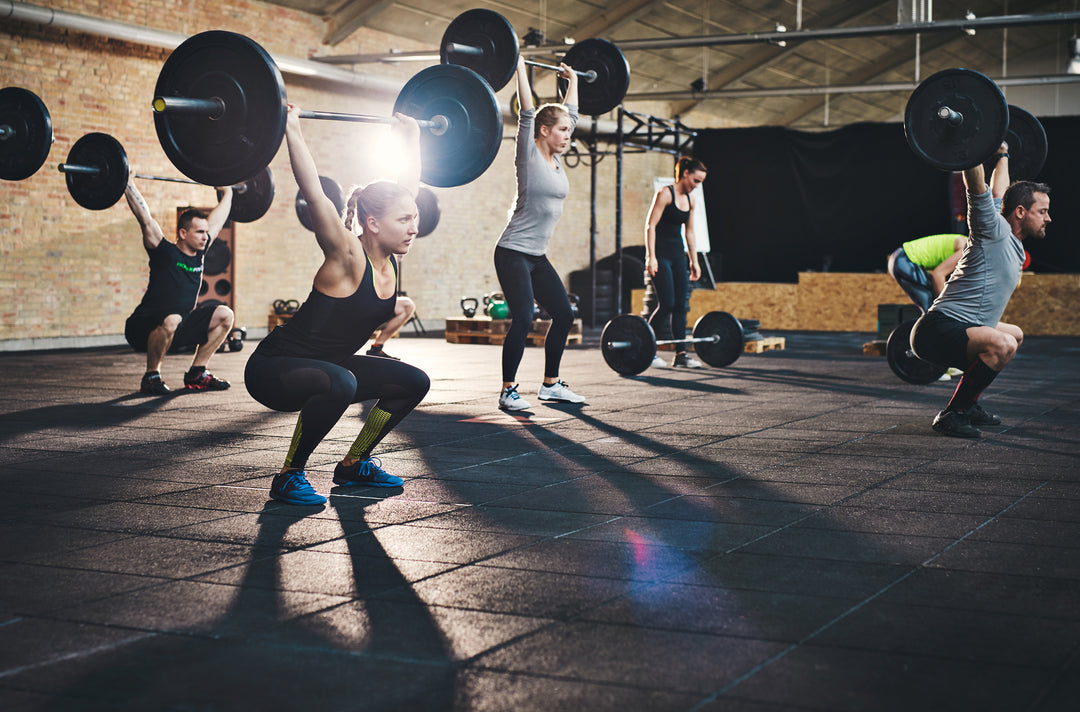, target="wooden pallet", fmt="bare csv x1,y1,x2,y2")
445,316,582,346
862,339,887,356
743,336,785,353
